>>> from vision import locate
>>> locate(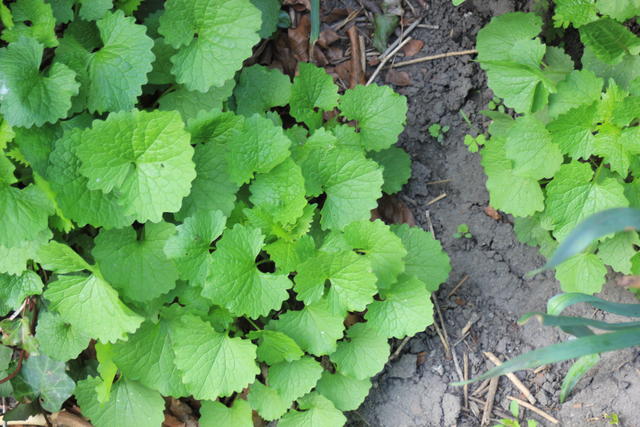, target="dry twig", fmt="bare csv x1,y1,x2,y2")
425,210,436,238
507,396,560,424
481,377,499,426
389,336,411,362
390,49,478,68
426,192,447,206
447,274,469,297
484,352,536,405
463,352,469,409
366,37,413,85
